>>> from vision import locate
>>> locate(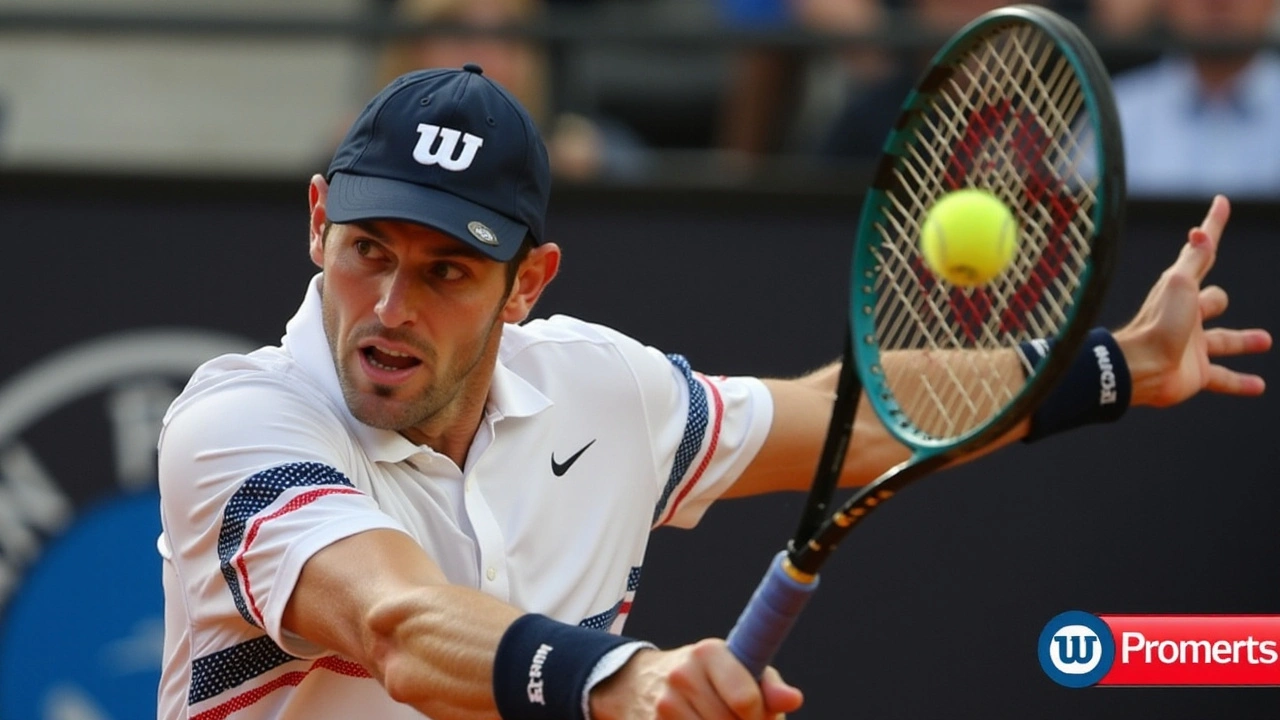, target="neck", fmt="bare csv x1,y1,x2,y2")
398,326,503,469
399,392,489,470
